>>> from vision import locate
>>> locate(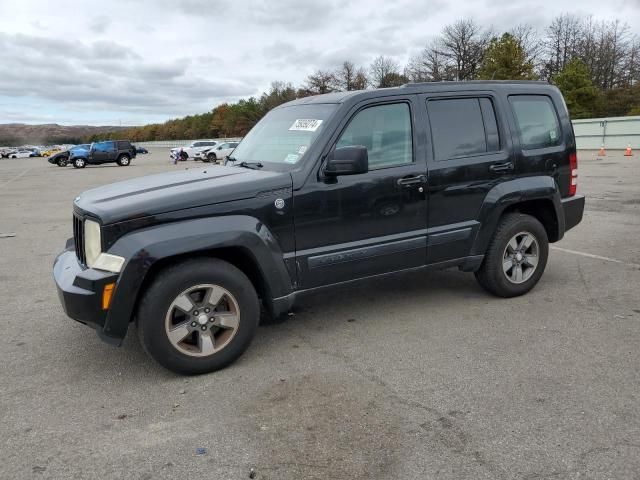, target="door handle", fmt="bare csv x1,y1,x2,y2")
489,162,514,173
397,175,426,186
